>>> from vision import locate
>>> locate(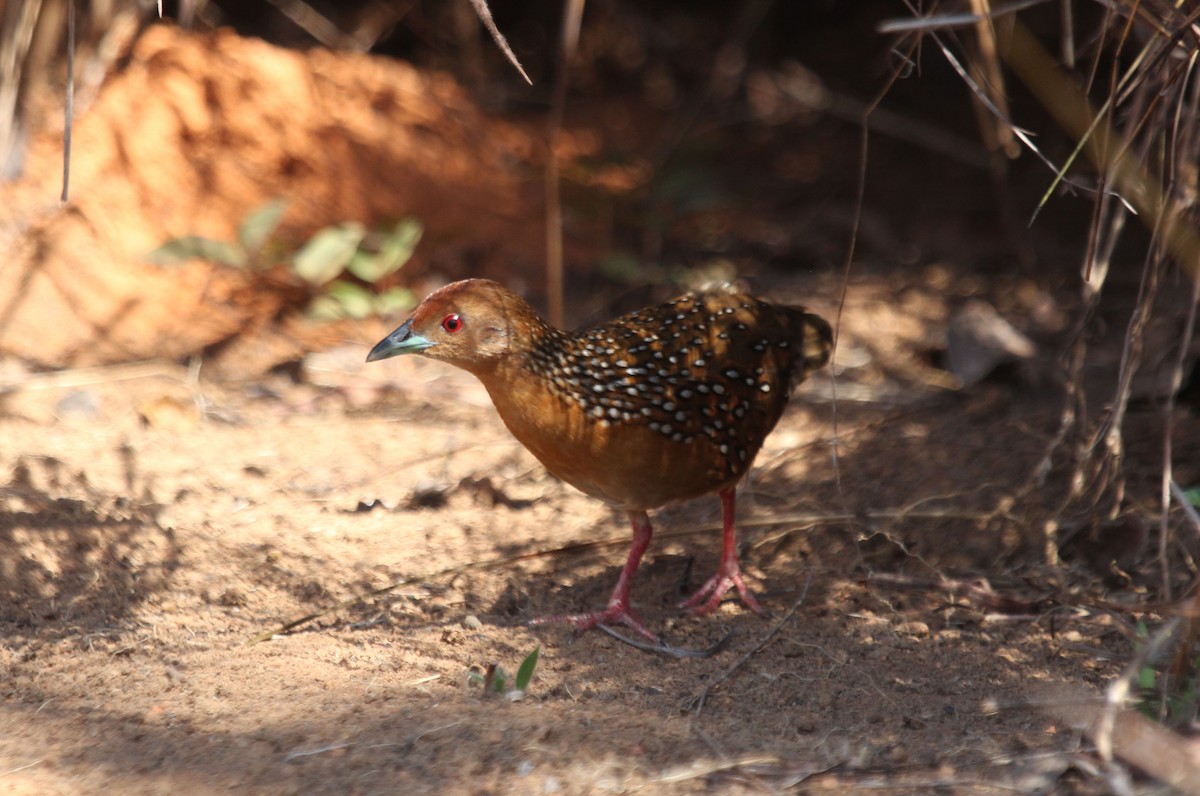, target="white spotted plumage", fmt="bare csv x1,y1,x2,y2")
521,288,829,484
